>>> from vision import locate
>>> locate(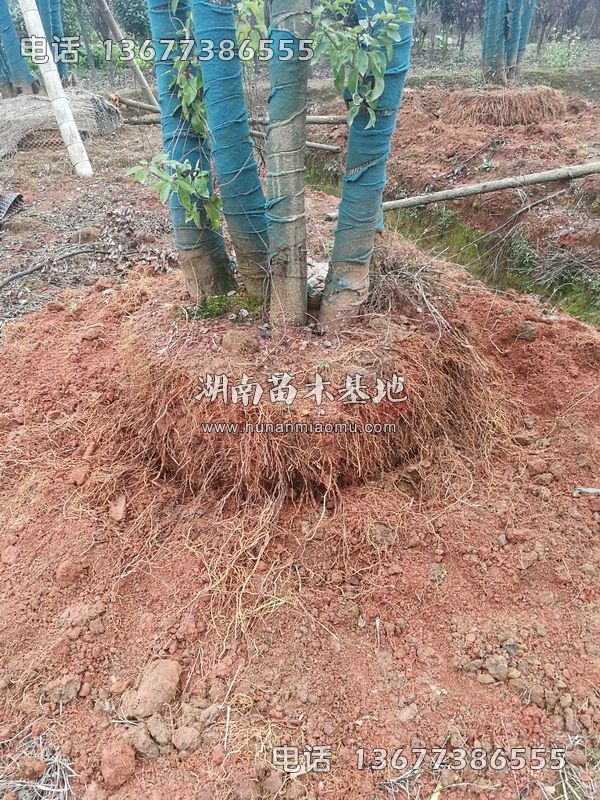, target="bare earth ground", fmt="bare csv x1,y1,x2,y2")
310,86,600,259
0,107,599,800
